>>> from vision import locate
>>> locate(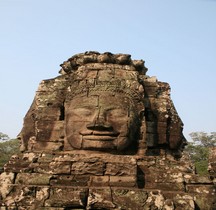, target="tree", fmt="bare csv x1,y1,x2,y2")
0,133,20,169
0,132,9,142
185,132,216,175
